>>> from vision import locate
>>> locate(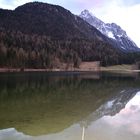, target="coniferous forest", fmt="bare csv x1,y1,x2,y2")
0,2,140,69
